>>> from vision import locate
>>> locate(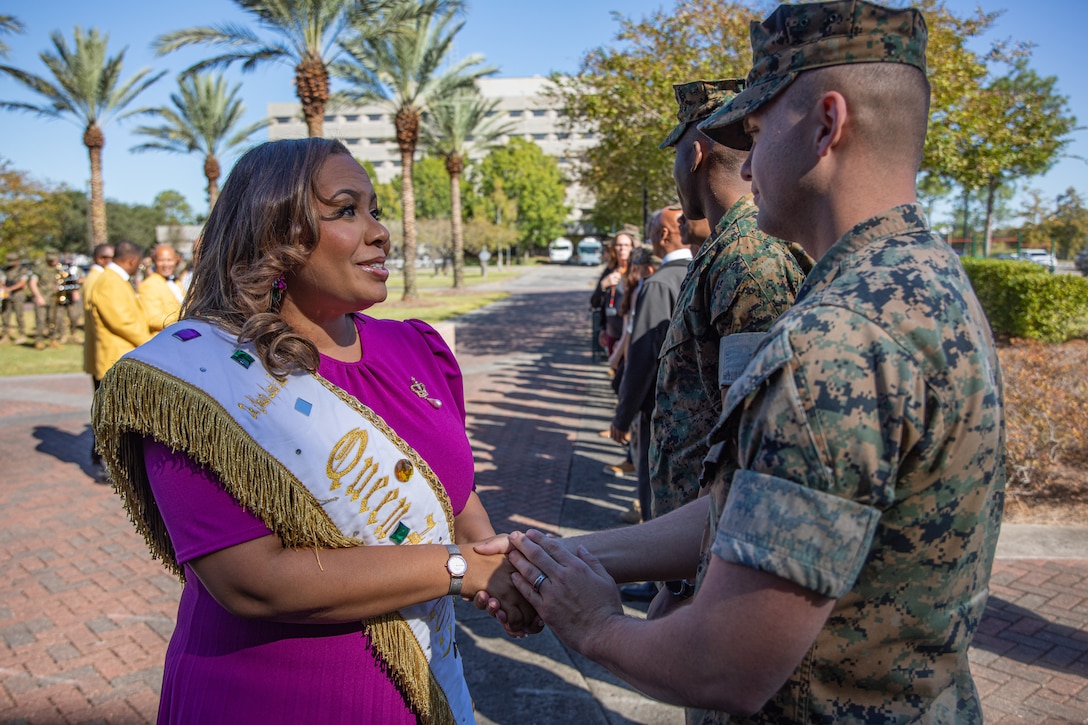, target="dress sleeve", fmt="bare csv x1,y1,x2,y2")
405,318,467,424
142,438,274,565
